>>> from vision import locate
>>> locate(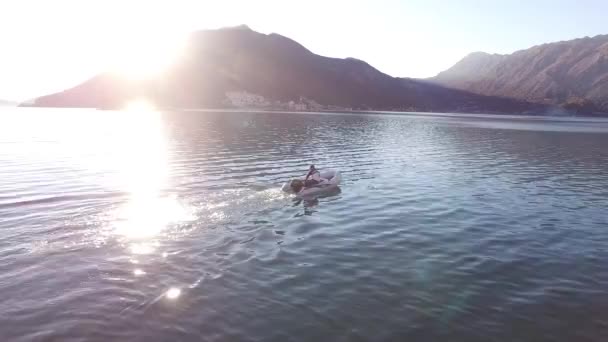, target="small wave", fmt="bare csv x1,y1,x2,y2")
0,191,127,209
